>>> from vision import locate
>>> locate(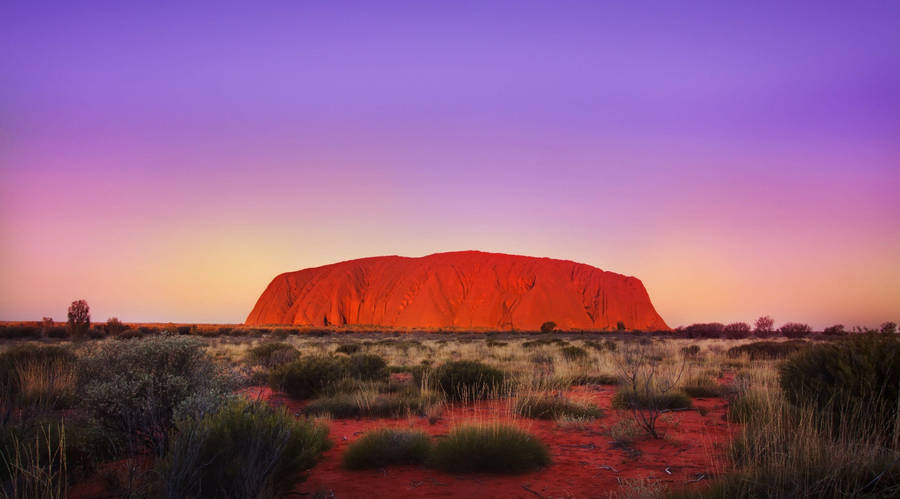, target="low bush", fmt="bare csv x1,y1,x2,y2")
335,344,362,355
778,322,812,338
723,322,751,339
430,361,505,401
611,390,692,411
779,333,900,445
683,323,725,338
269,356,346,399
79,335,234,455
249,342,299,367
823,324,846,335
0,325,42,340
560,345,588,361
726,340,807,360
345,353,388,381
159,399,331,499
342,429,431,470
428,424,550,473
515,395,603,420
